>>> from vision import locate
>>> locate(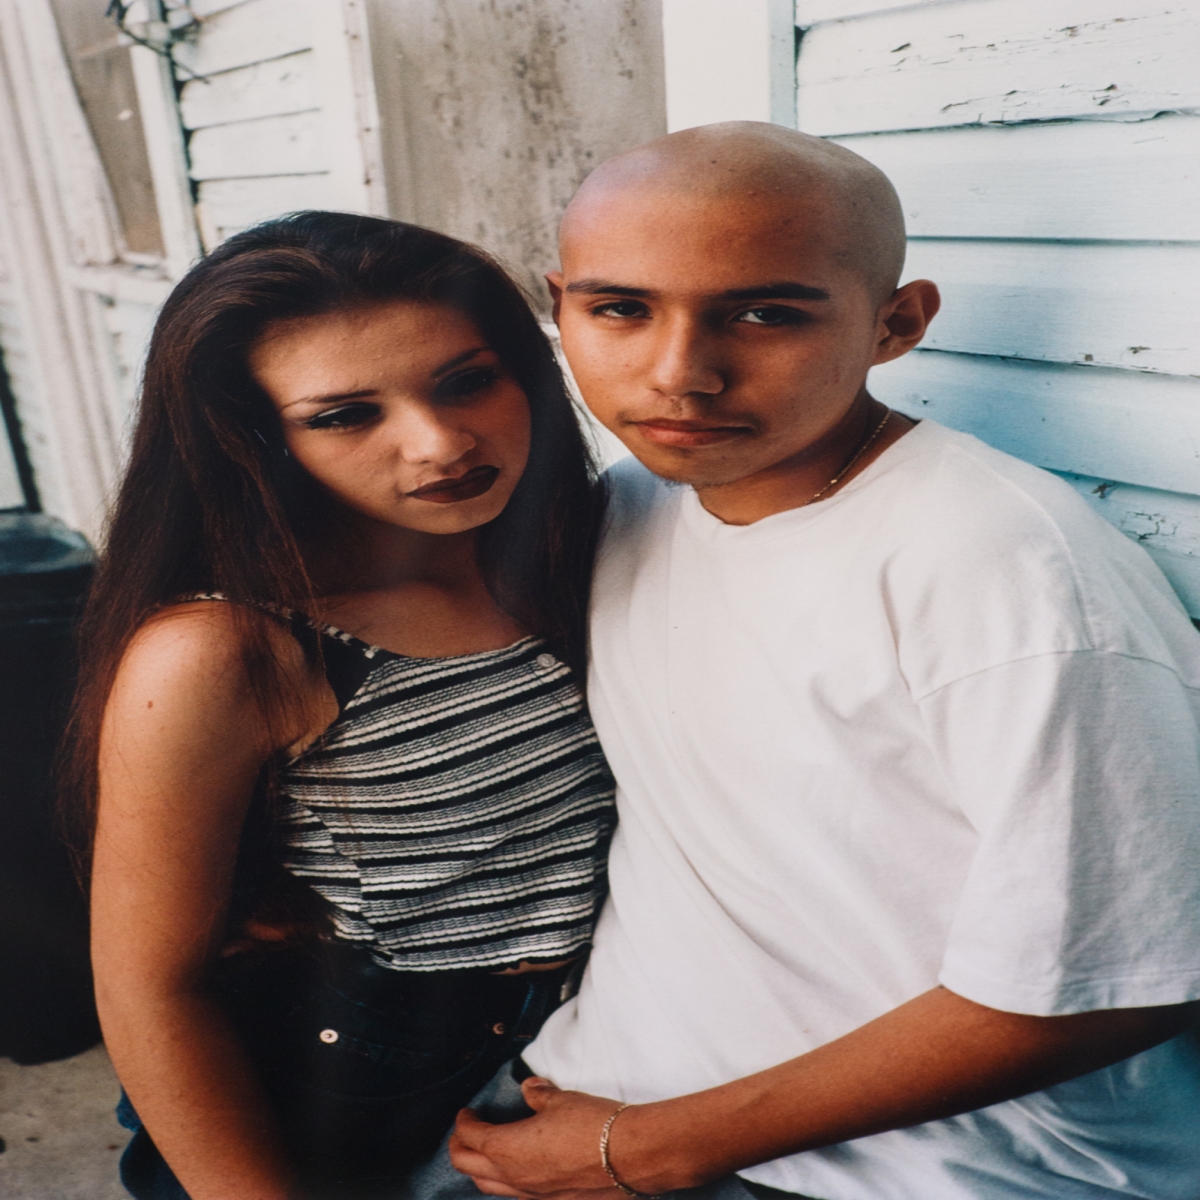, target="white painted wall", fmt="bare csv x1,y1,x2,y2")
662,0,796,131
